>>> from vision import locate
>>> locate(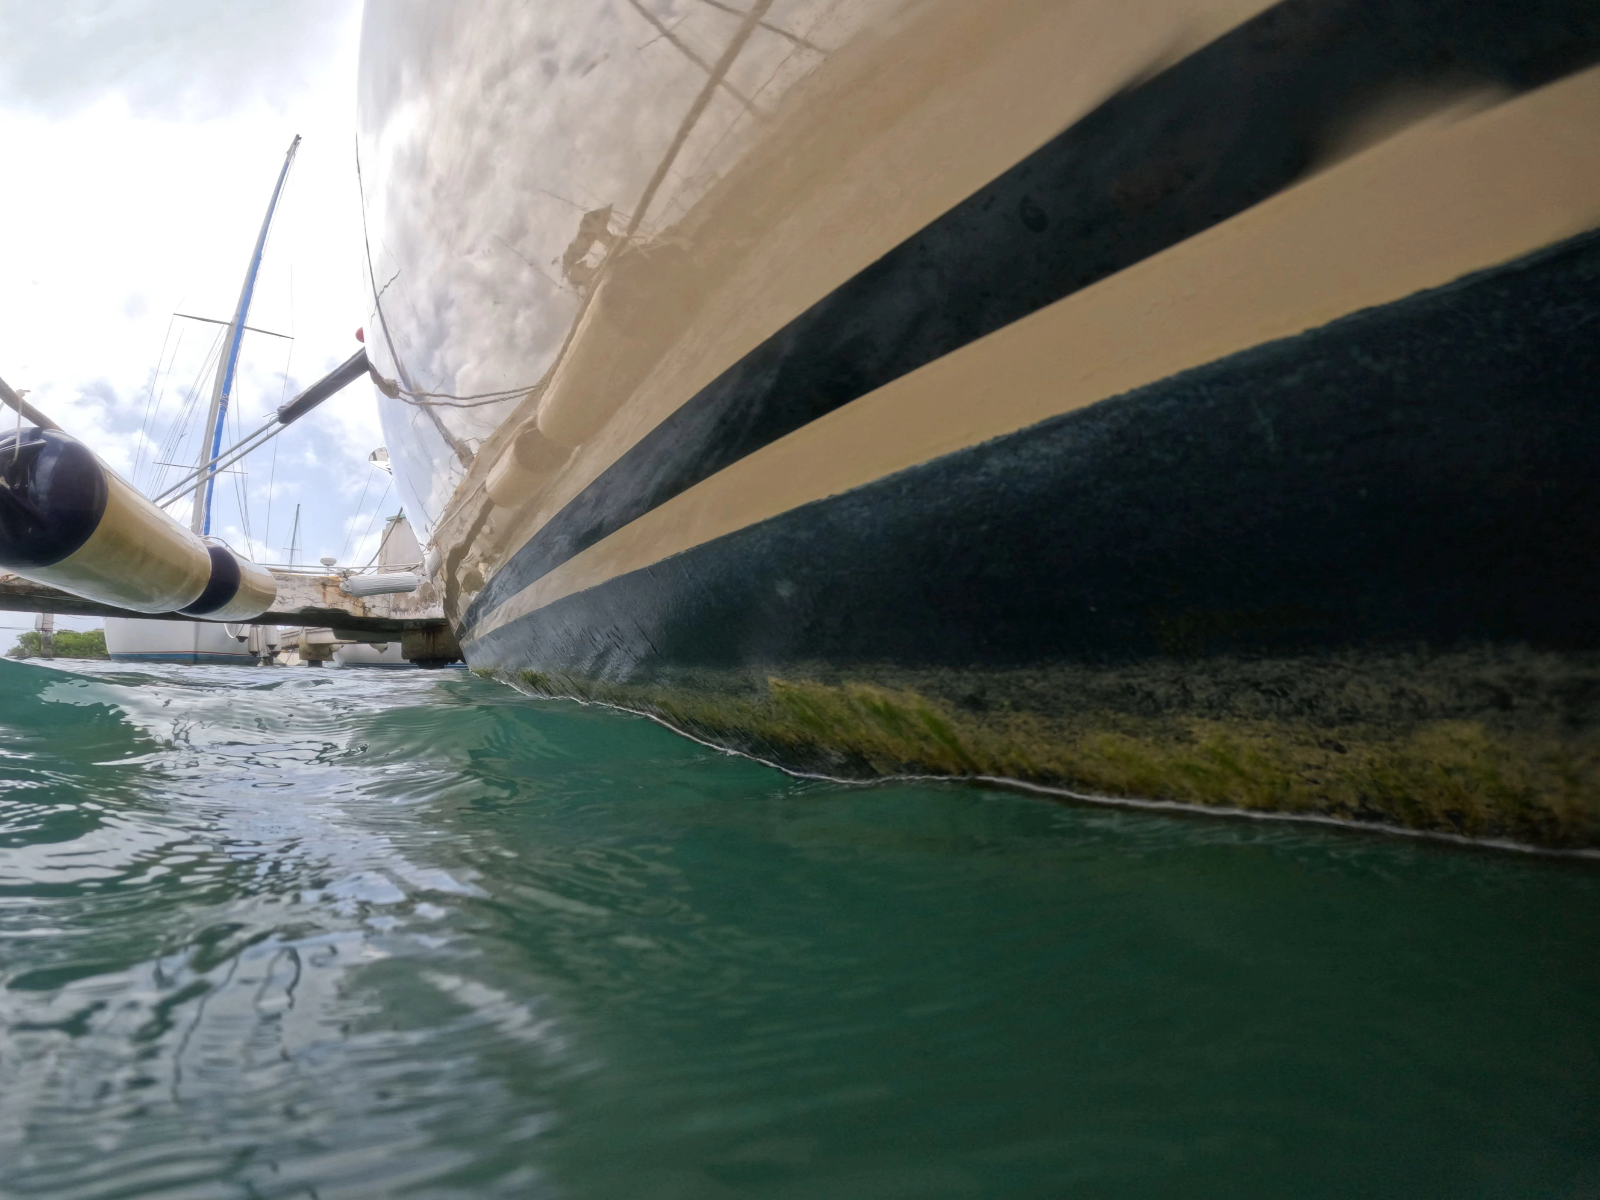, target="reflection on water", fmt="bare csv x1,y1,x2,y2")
0,657,1596,1199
